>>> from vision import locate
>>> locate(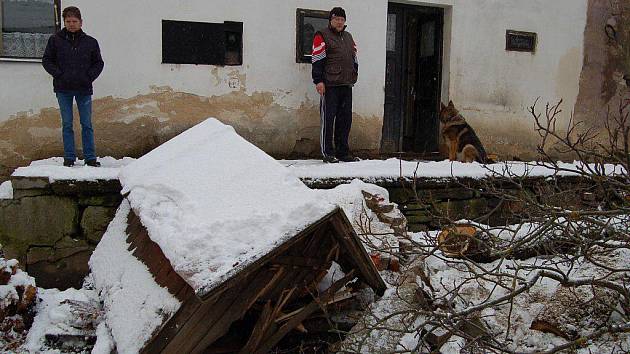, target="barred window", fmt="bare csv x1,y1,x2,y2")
0,0,60,59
